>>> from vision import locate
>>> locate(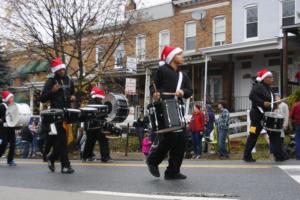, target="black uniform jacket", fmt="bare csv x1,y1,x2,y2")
150,64,193,103
0,103,14,132
249,82,276,120
40,75,75,109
